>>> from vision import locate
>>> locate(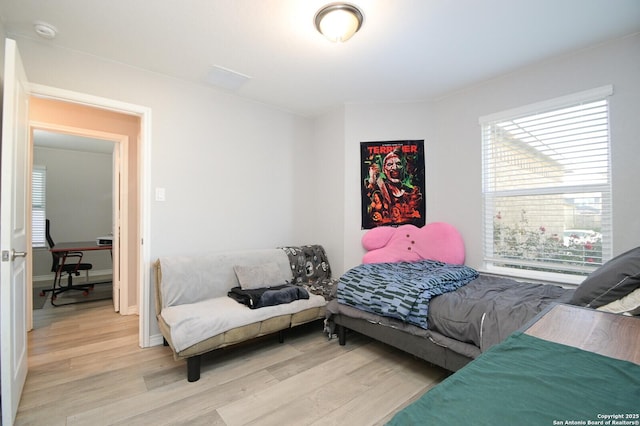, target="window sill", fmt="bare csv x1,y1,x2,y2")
479,265,584,288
